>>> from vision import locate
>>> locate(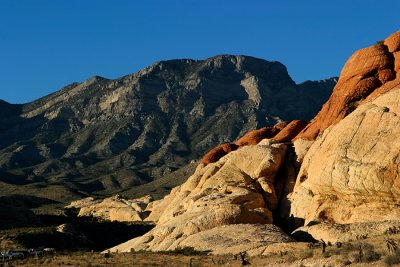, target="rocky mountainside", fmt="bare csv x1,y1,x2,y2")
0,55,335,203
106,30,400,254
